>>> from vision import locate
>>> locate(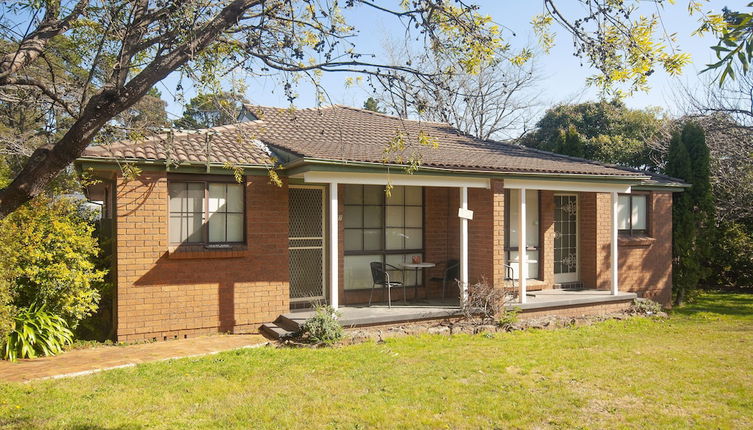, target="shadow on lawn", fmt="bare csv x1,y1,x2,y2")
673,291,753,319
